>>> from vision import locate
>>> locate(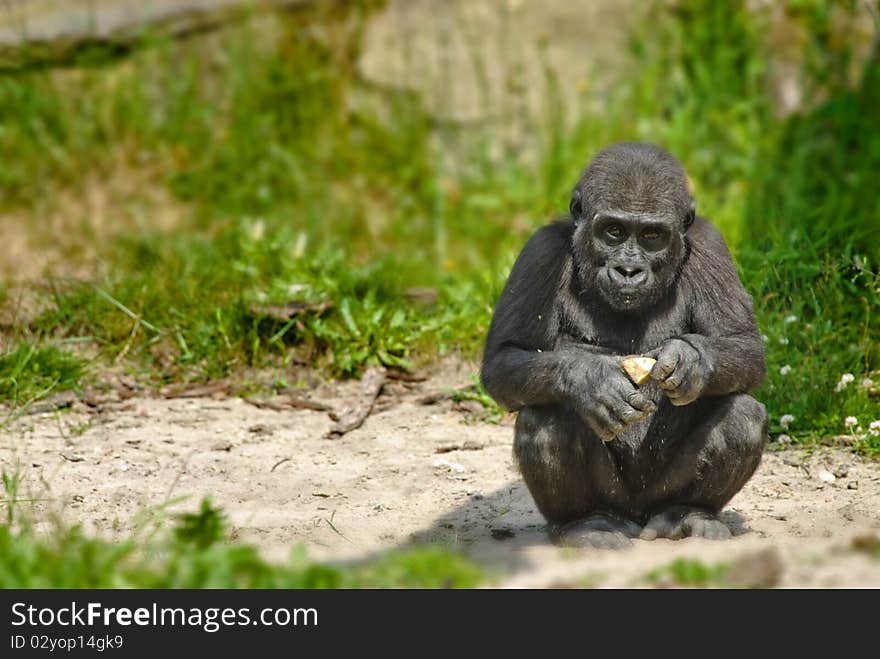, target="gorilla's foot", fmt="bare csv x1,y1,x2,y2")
550,513,642,550
640,505,732,541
